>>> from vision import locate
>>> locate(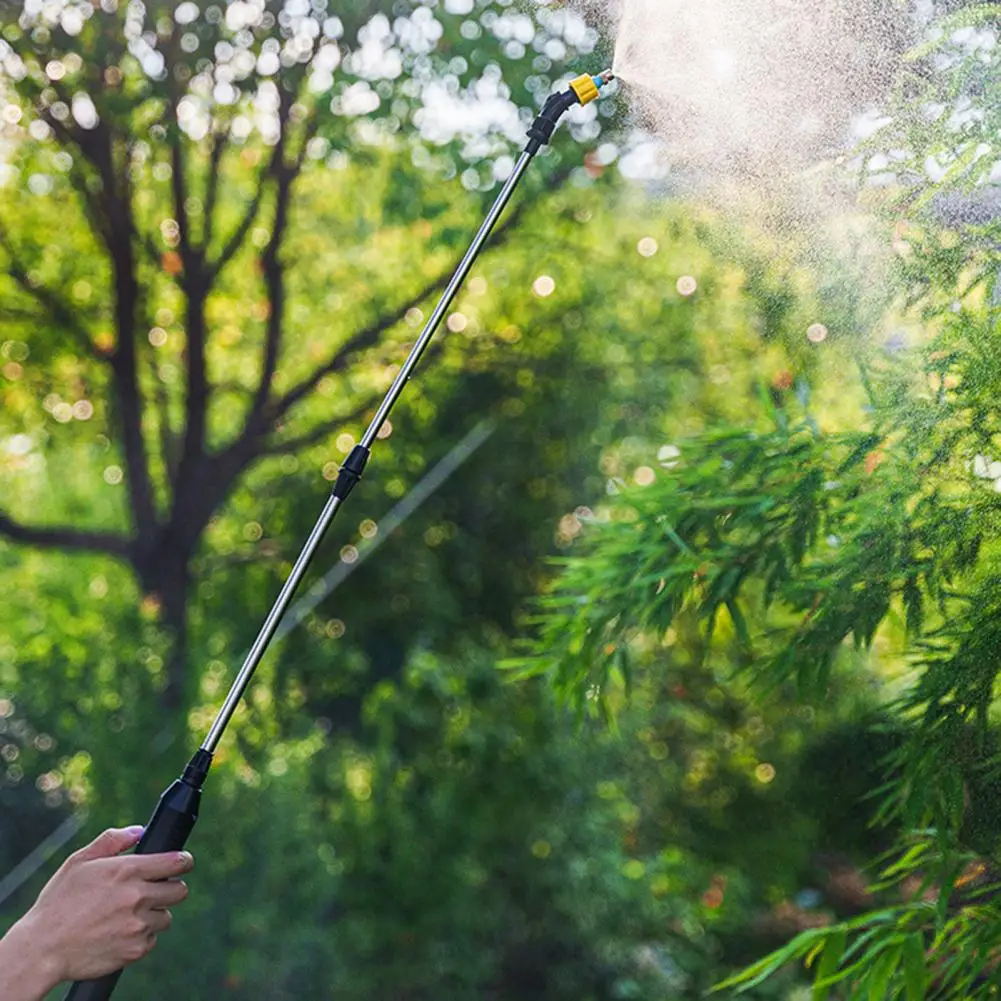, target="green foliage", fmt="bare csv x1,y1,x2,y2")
517,339,1001,989
1,110,848,1001
0,6,965,1001
714,831,1001,1000
514,4,1001,997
